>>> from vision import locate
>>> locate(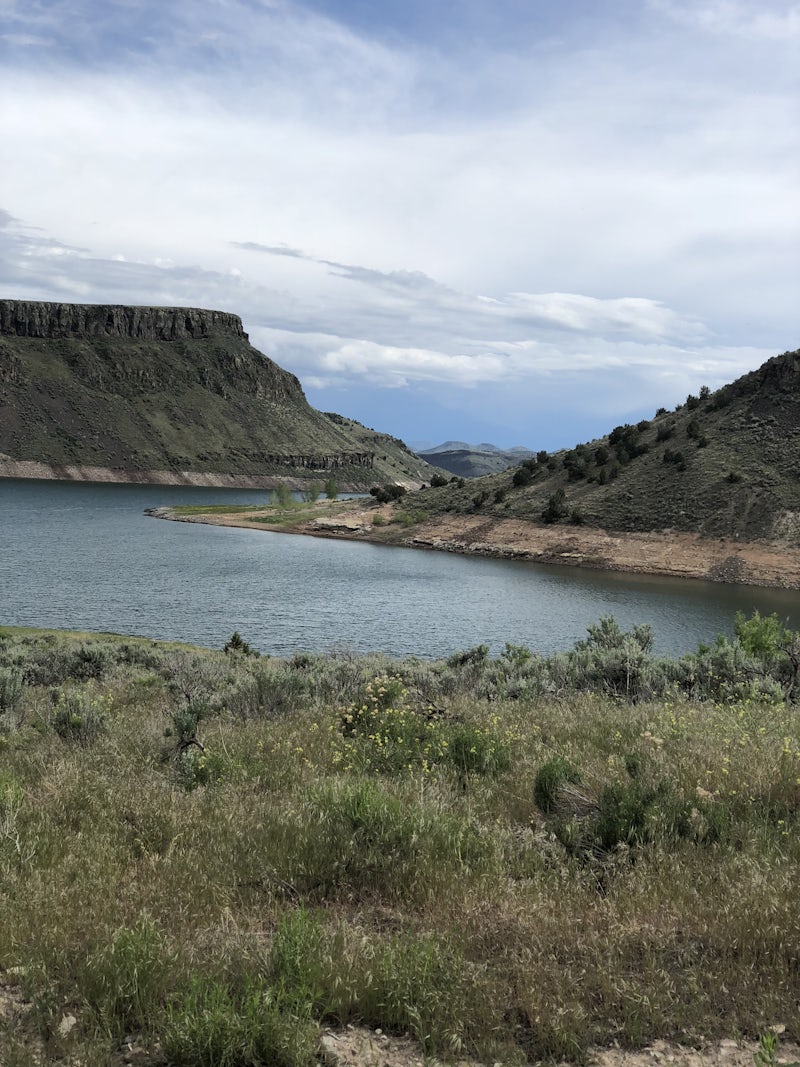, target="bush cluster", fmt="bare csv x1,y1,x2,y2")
369,484,407,504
